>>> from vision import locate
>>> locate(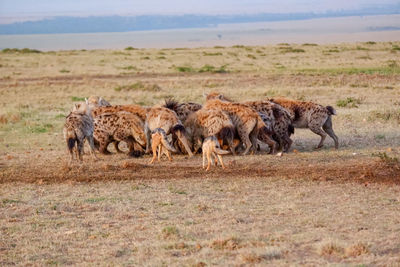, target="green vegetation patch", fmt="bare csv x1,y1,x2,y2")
336,97,362,108
279,47,305,54
2,48,42,54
